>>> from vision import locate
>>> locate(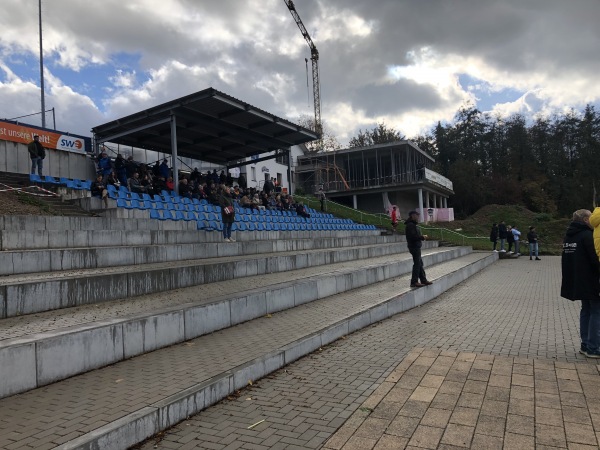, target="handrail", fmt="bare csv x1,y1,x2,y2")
418,225,488,246
294,194,390,226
